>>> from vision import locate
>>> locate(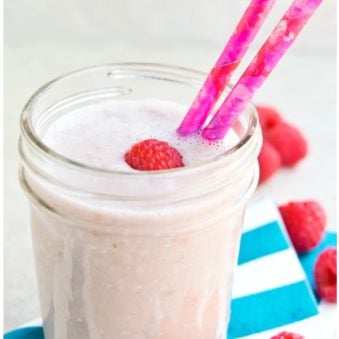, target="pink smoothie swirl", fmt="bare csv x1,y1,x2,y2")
176,0,276,137
202,0,323,140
